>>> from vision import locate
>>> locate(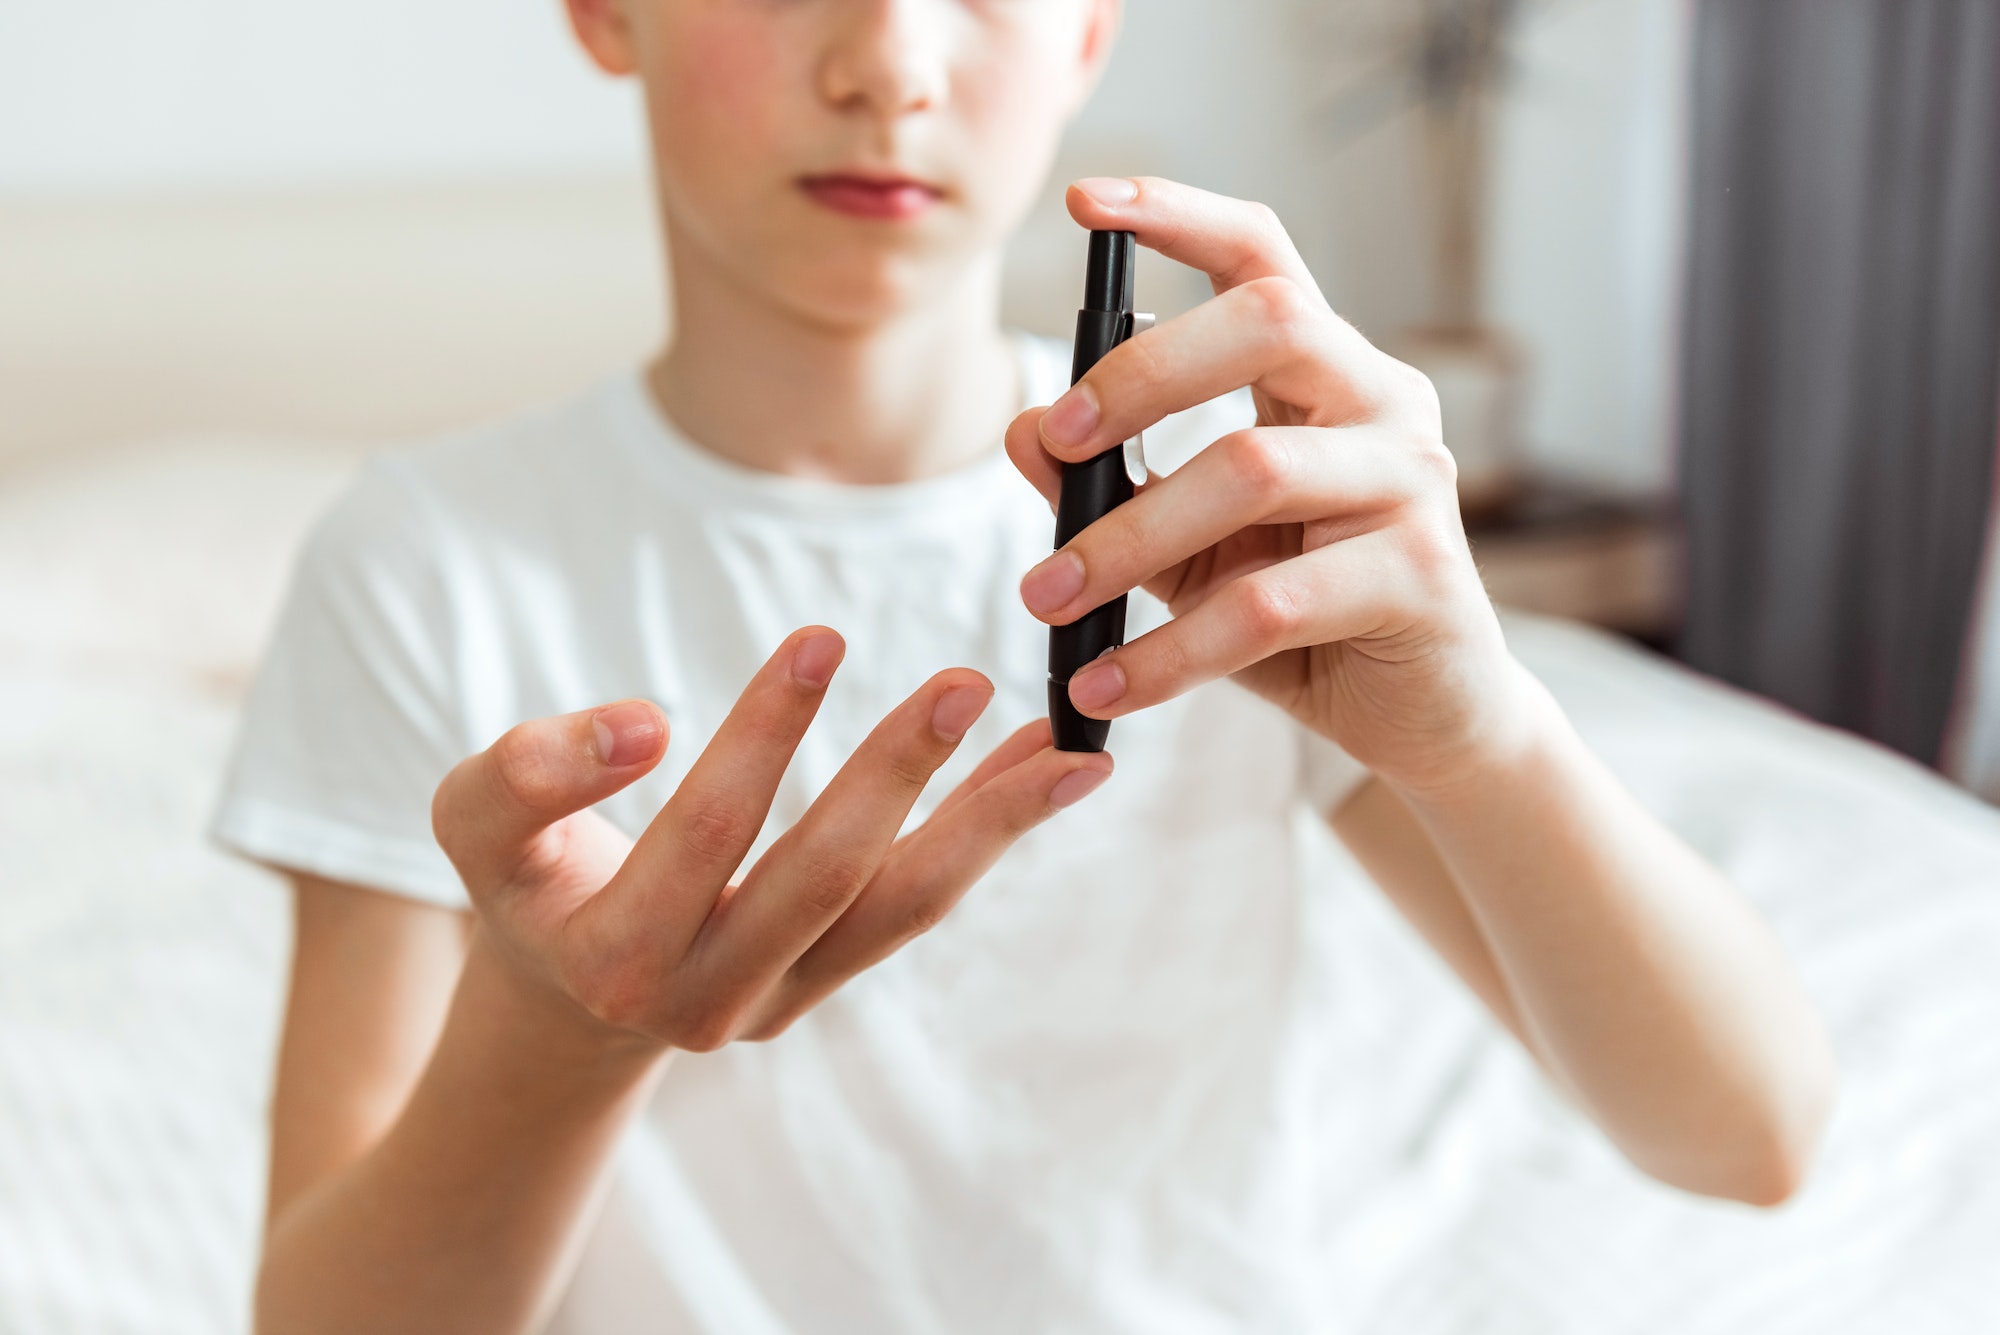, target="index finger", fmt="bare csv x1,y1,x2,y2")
685,668,995,998
766,741,1114,1023
570,627,844,970
1064,176,1327,301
